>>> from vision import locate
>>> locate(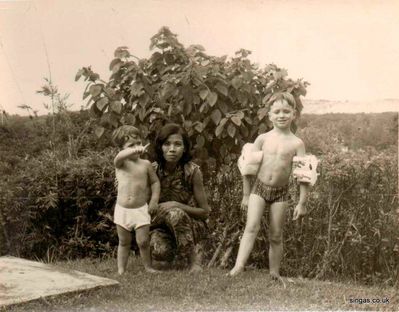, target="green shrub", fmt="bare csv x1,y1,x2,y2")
0,149,117,259
1,146,397,285
206,148,398,285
